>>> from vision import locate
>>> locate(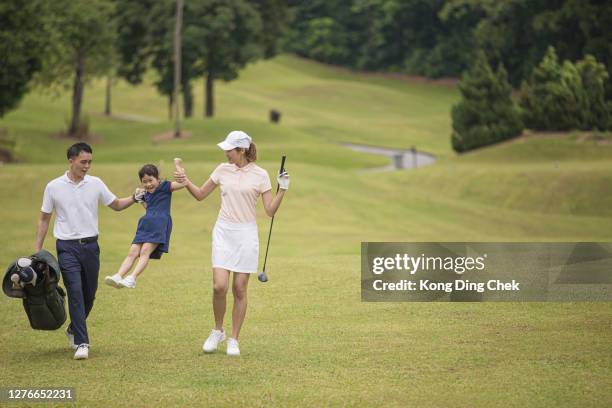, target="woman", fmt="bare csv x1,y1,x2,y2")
175,130,289,356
